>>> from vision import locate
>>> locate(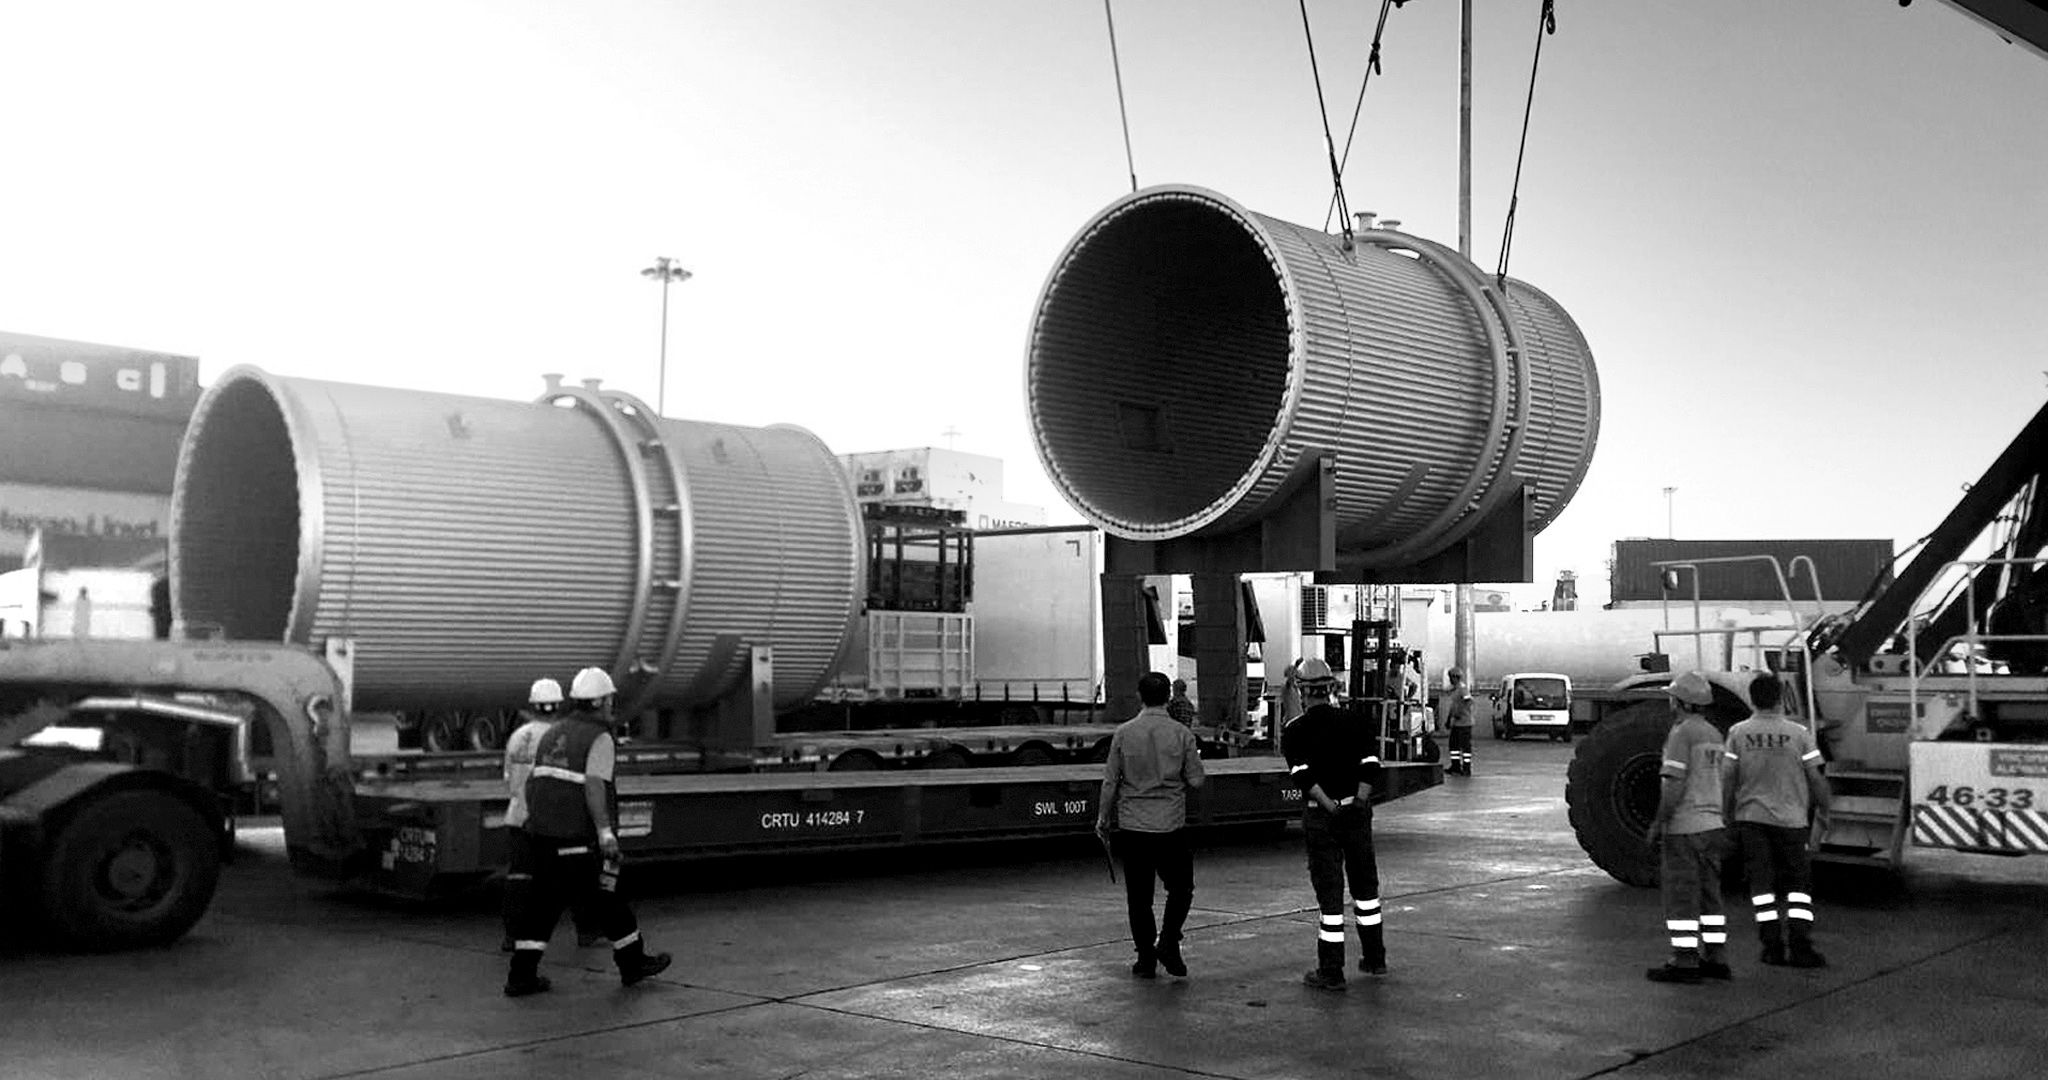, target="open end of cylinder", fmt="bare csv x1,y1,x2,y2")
1029,194,1292,536
174,377,303,640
